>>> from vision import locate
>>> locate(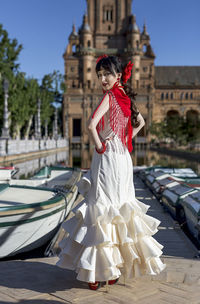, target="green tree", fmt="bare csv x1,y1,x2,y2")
23,77,39,139
165,116,187,145
0,23,22,78
149,120,167,142
0,24,65,139
0,24,23,135
8,72,28,138
40,74,54,134
150,116,200,147
40,71,65,137
185,118,200,144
